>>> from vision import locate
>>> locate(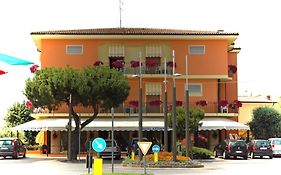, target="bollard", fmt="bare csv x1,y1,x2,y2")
153,152,158,163
131,151,135,160
93,158,103,175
